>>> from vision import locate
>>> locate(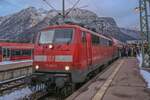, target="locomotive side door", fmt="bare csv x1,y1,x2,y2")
86,33,92,66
